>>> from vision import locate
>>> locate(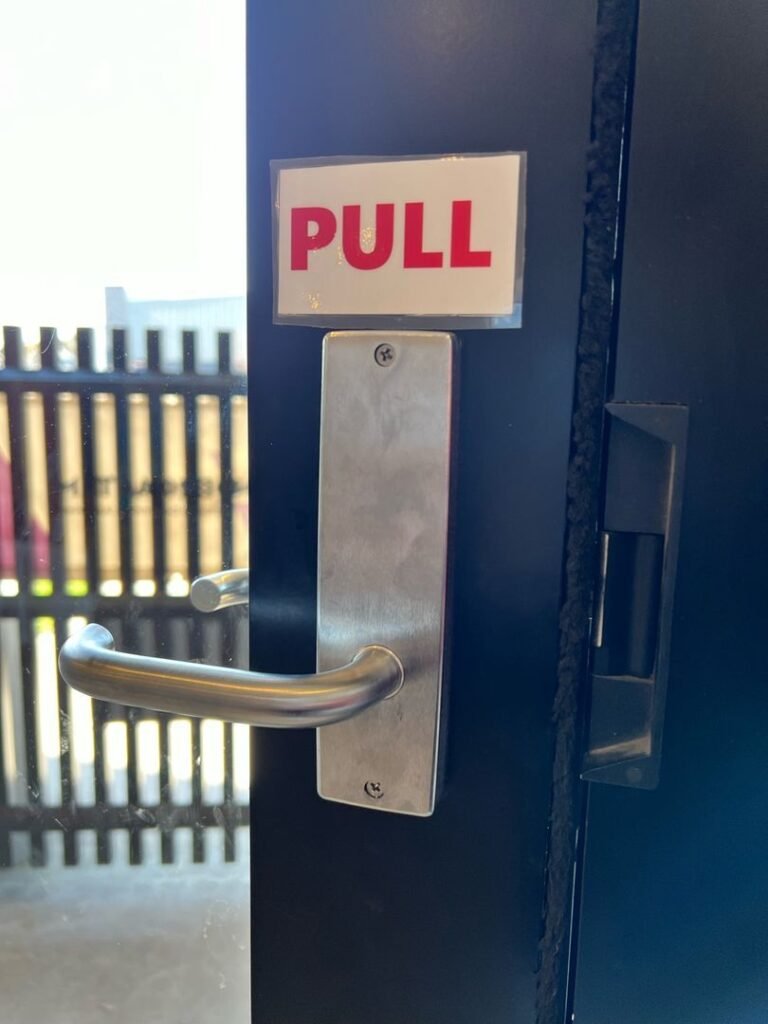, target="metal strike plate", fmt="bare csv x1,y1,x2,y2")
316,331,457,816
583,402,688,789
